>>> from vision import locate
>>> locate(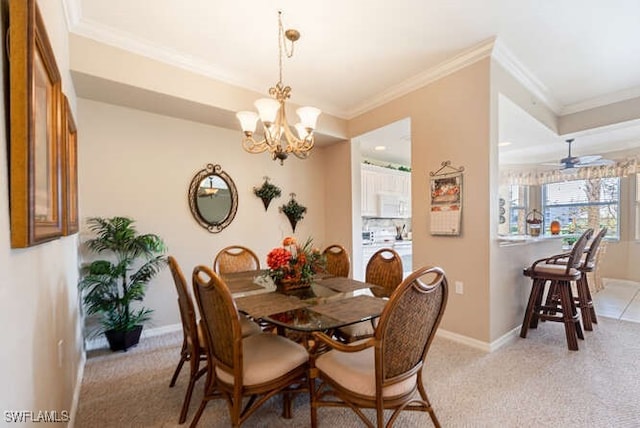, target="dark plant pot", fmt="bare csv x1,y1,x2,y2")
261,197,272,211
285,214,298,232
105,325,143,352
